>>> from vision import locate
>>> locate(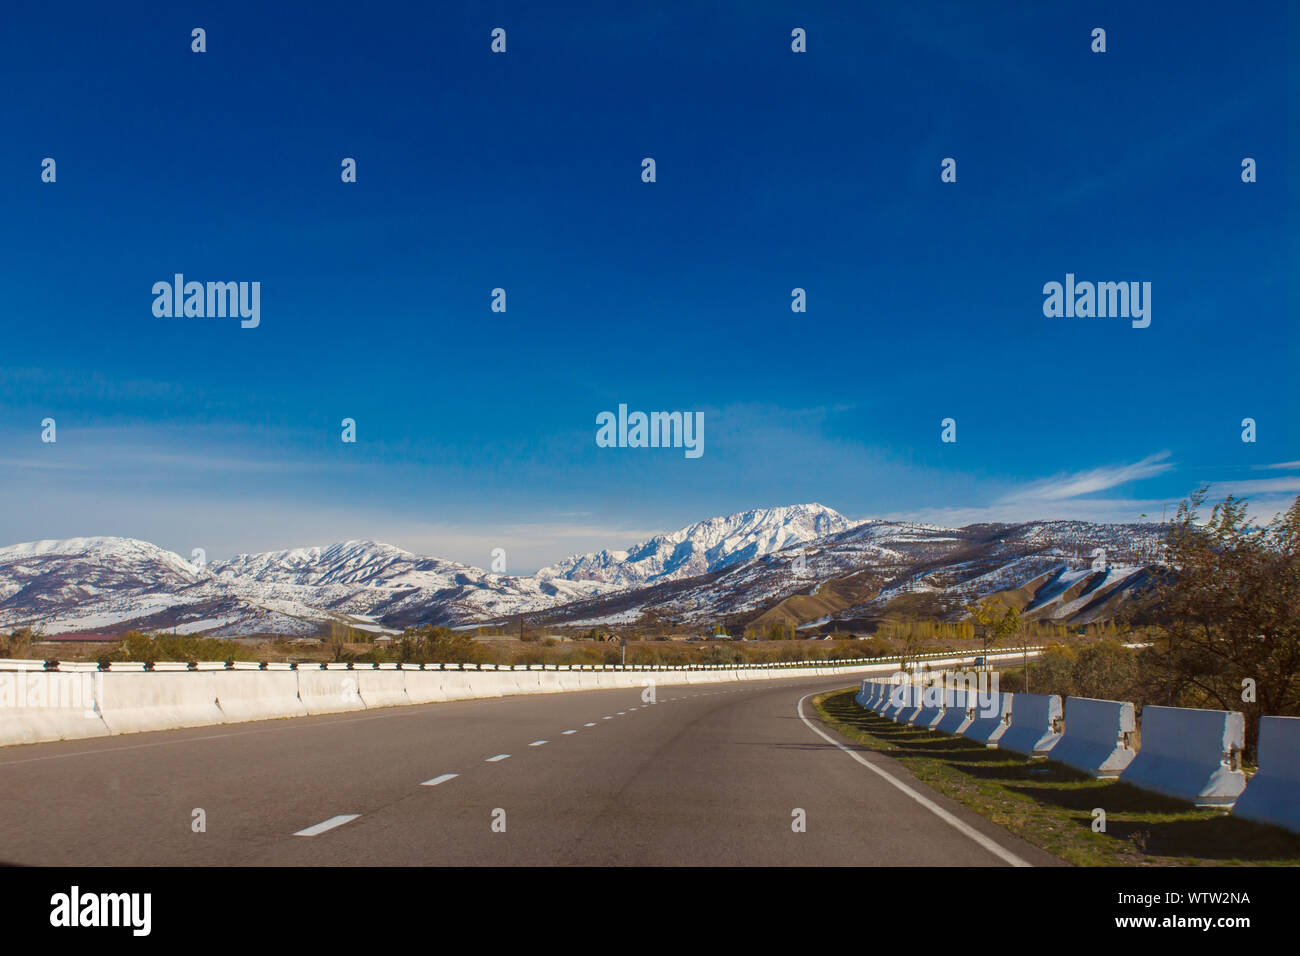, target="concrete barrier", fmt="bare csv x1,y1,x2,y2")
1120,705,1246,806
870,682,889,709
97,672,226,734
212,670,307,722
475,670,523,698
873,682,898,714
856,681,883,709
296,668,366,716
438,668,480,701
0,657,924,746
855,680,871,707
871,681,894,714
934,688,973,736
1050,696,1136,777
962,692,1012,746
877,682,901,719
403,669,446,704
998,693,1063,757
0,670,109,745
1232,716,1300,833
911,685,946,729
356,669,411,709
888,683,920,722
